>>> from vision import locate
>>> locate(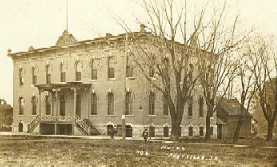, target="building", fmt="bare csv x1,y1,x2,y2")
0,99,13,131
8,26,218,138
216,98,252,139
252,78,277,138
